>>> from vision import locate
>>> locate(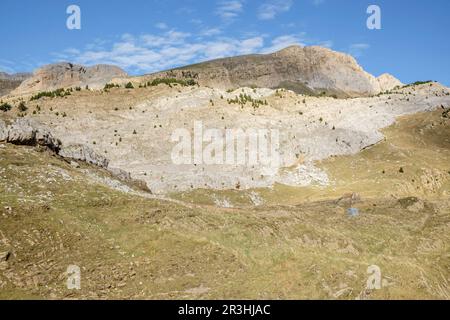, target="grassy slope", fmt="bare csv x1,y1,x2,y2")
0,110,449,300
